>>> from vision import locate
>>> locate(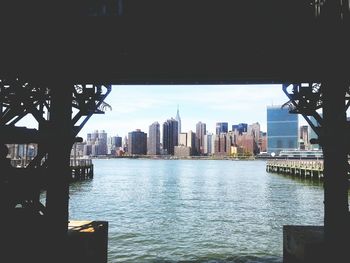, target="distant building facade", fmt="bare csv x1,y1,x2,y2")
214,132,234,156
175,106,181,135
177,130,195,155
195,121,206,155
203,133,213,155
235,133,254,155
216,122,228,135
248,122,260,154
128,129,147,155
267,106,298,154
162,118,178,155
85,130,108,156
232,123,248,135
148,122,160,155
259,132,267,152
107,136,122,155
299,125,309,150
174,146,191,157
7,144,38,161
309,116,321,150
